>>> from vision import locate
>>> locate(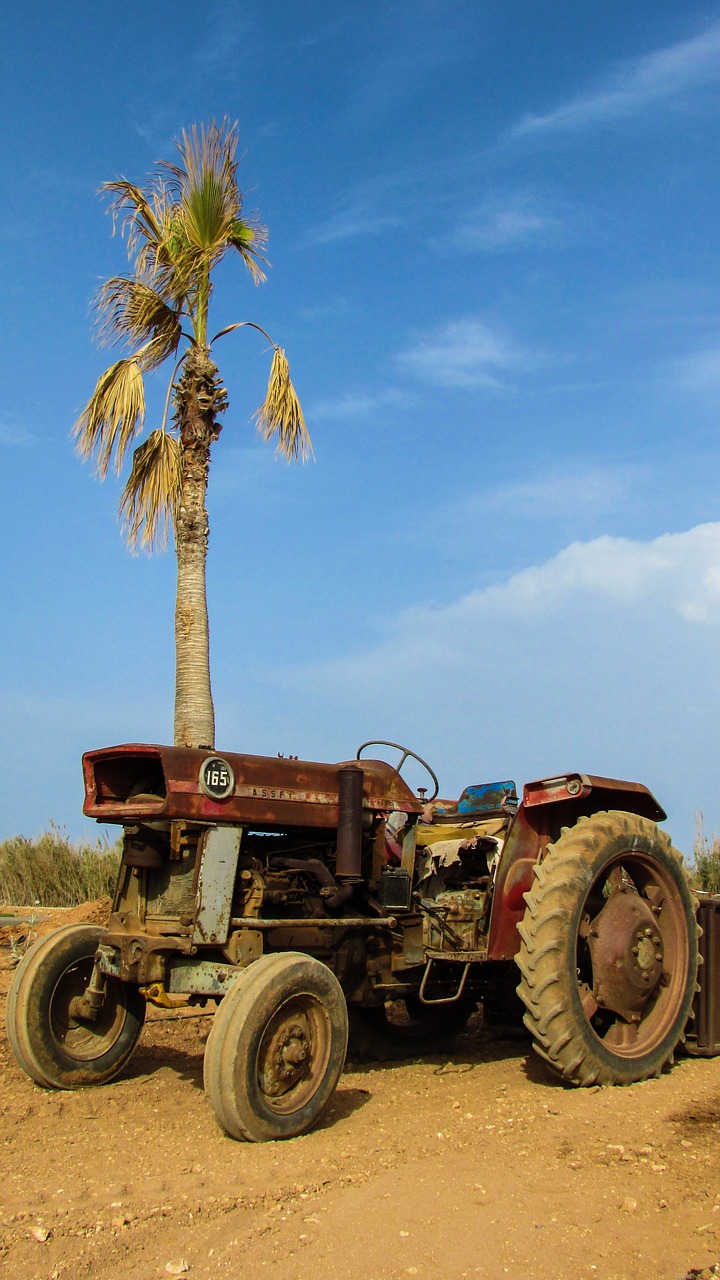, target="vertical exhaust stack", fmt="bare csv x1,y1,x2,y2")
335,764,364,881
